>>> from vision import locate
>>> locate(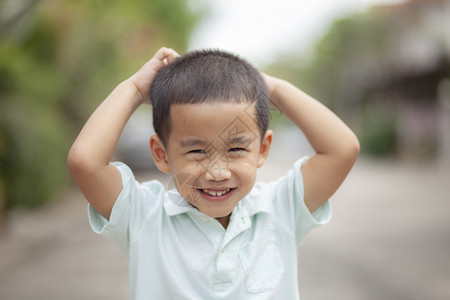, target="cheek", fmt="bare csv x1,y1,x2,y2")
173,172,196,190
171,162,203,187
231,159,257,181
231,153,259,169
